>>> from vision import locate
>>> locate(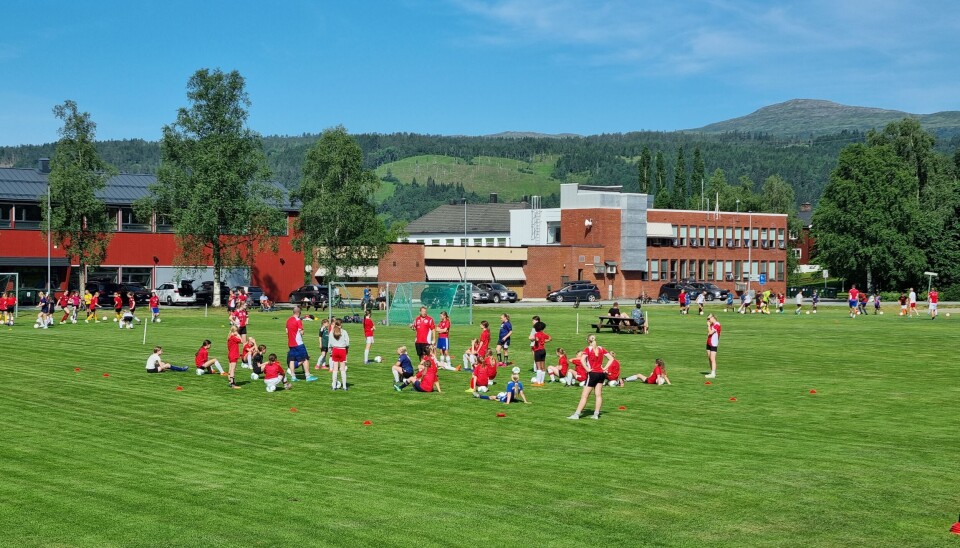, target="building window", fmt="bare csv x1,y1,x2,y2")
698,226,706,246
156,213,175,233
120,207,151,232
650,260,659,281
497,238,507,246
0,203,11,228
792,248,802,259
768,261,777,281
734,261,742,279
547,221,561,244
486,238,494,246
678,225,687,246
13,204,43,229
776,261,784,281
706,260,714,280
